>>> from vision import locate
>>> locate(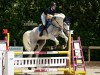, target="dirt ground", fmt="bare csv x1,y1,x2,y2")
86,61,100,75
